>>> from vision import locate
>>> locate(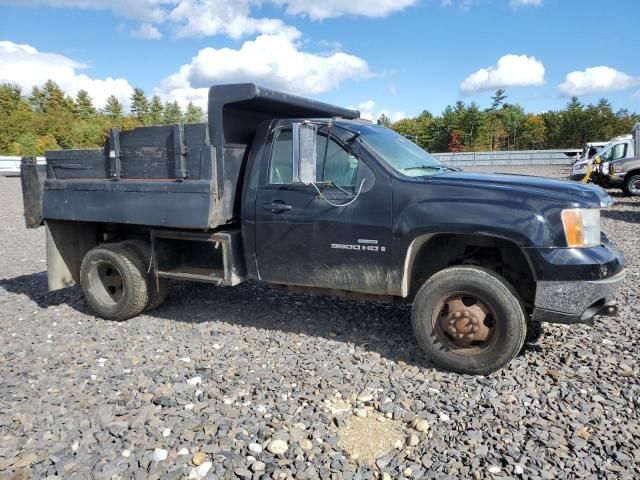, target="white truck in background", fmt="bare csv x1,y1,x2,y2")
570,128,638,185
569,142,609,181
